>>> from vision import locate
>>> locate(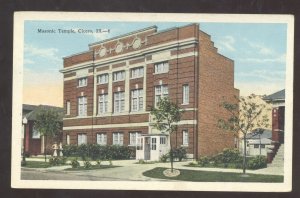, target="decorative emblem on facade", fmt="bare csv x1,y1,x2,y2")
99,47,107,57
132,37,141,49
115,42,124,53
